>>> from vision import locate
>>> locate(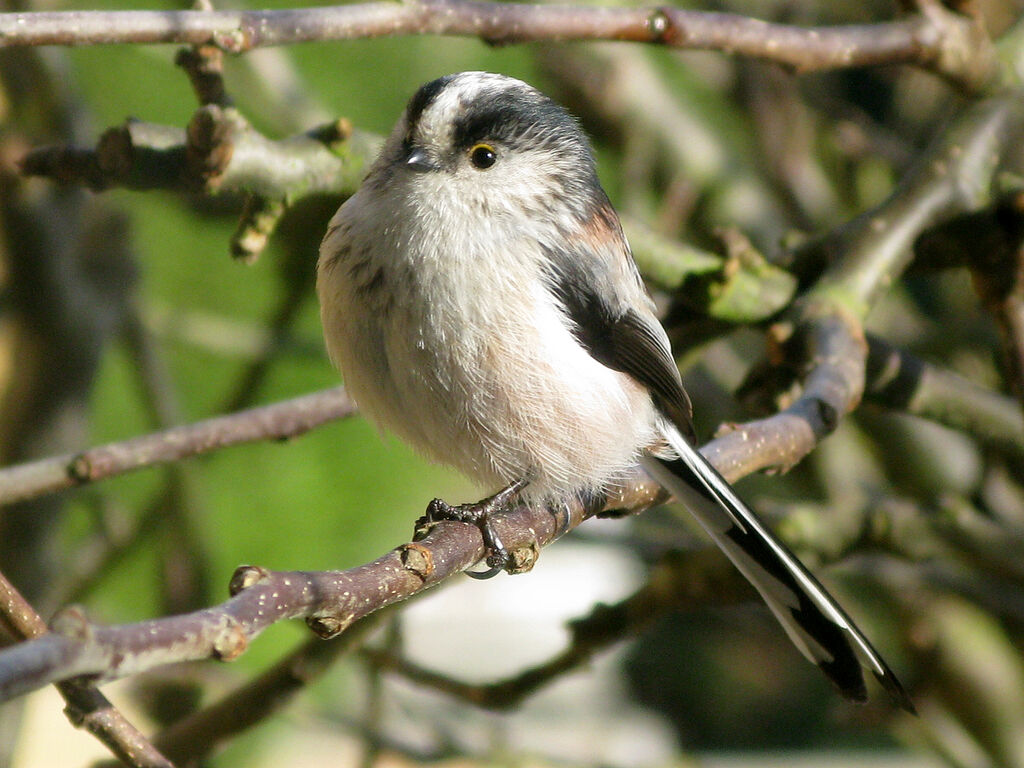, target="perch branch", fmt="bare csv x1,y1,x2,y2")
0,471,666,703
0,1,997,90
364,480,1024,712
0,385,931,708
